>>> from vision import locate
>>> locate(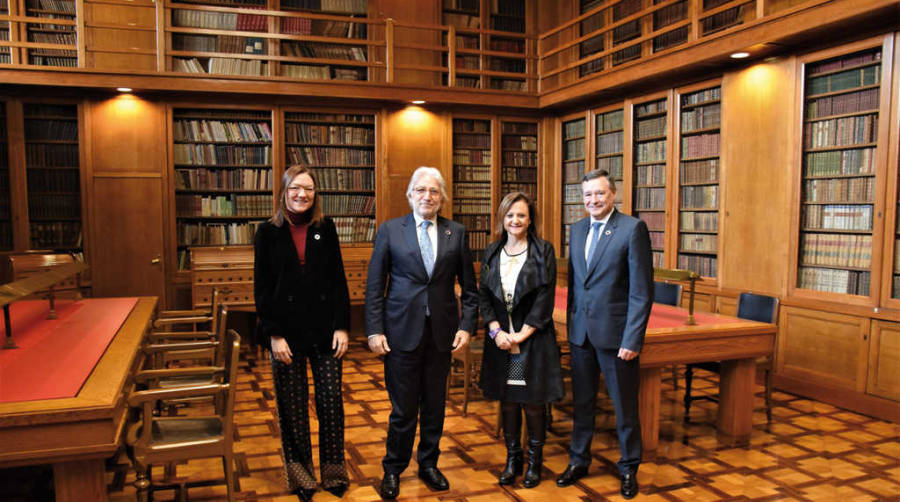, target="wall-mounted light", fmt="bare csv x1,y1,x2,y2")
116,87,133,93
411,100,425,104
730,52,750,59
